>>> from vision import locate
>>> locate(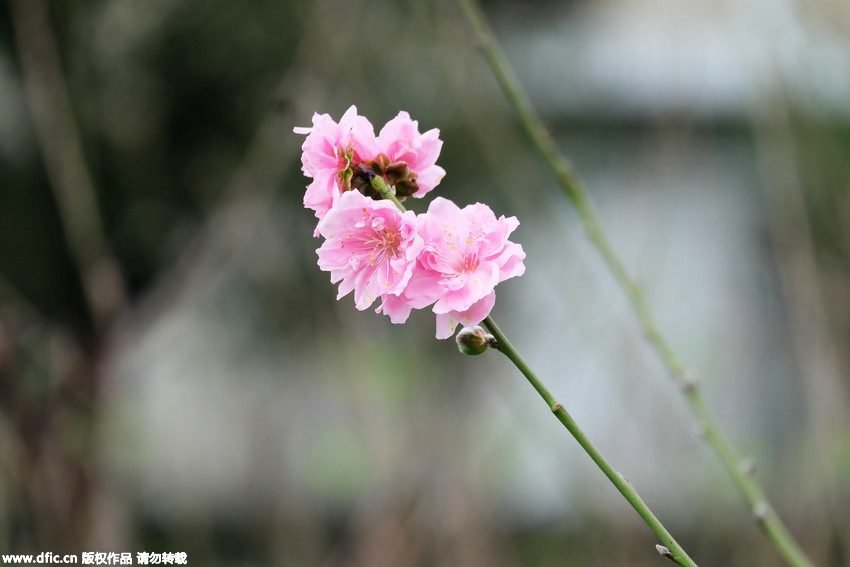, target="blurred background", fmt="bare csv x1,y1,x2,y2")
0,0,848,565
